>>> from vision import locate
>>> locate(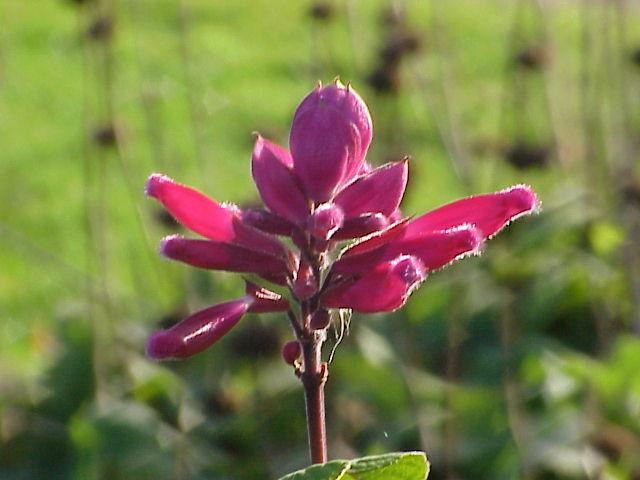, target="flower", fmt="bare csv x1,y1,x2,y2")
146,79,539,361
